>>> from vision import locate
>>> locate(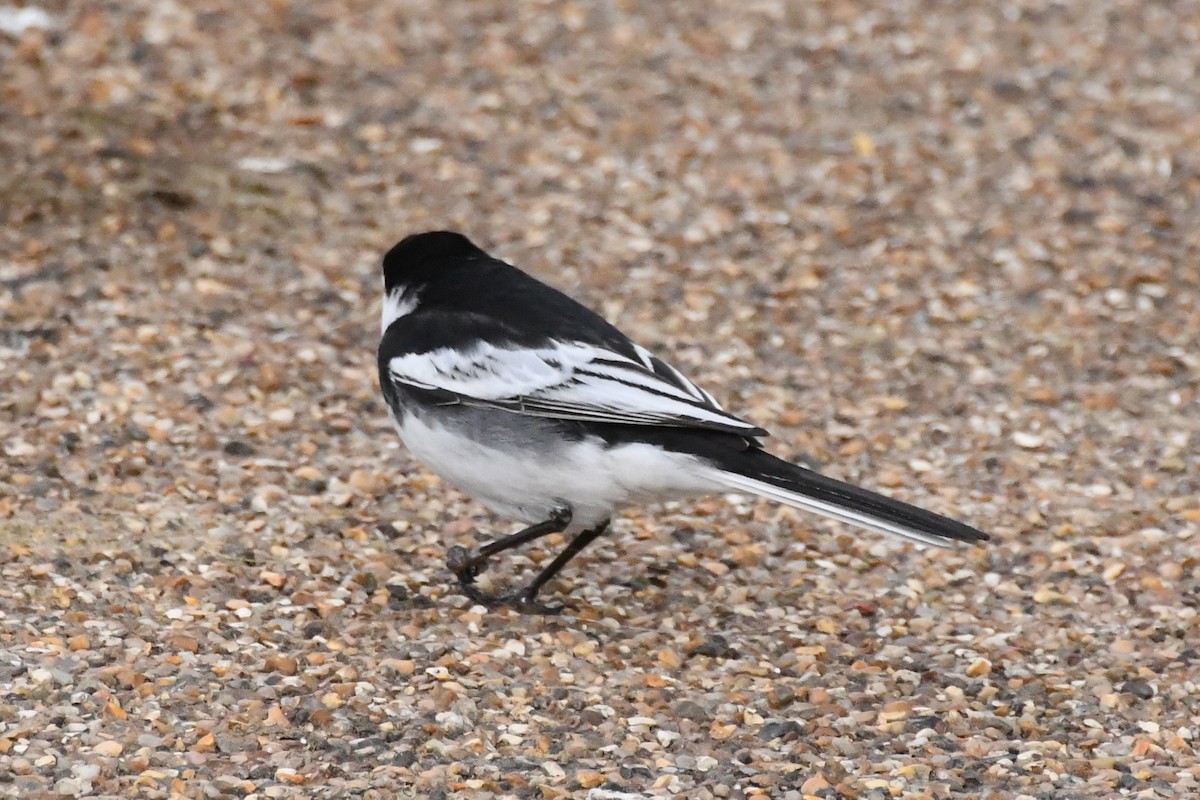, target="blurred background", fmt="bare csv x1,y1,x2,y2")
2,1,1198,798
